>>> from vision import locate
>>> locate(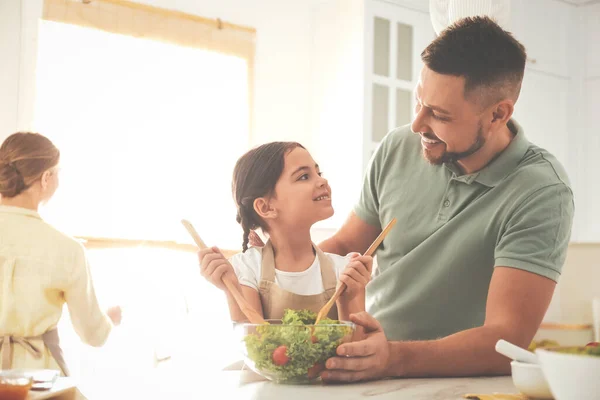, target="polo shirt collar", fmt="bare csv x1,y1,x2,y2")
445,119,529,187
